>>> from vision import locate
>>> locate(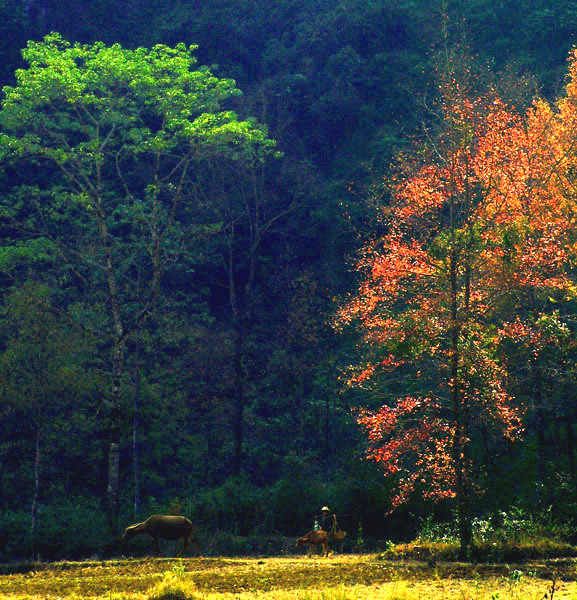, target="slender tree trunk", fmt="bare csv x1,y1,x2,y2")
228,228,252,476
204,414,213,486
232,323,245,476
323,391,333,483
131,262,145,520
107,338,125,533
223,162,272,476
566,420,575,475
98,201,126,534
449,250,472,560
324,392,330,460
532,360,546,491
559,384,575,474
481,422,491,482
294,376,305,458
107,439,120,531
525,289,546,495
132,351,142,519
30,424,41,561
298,390,304,458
